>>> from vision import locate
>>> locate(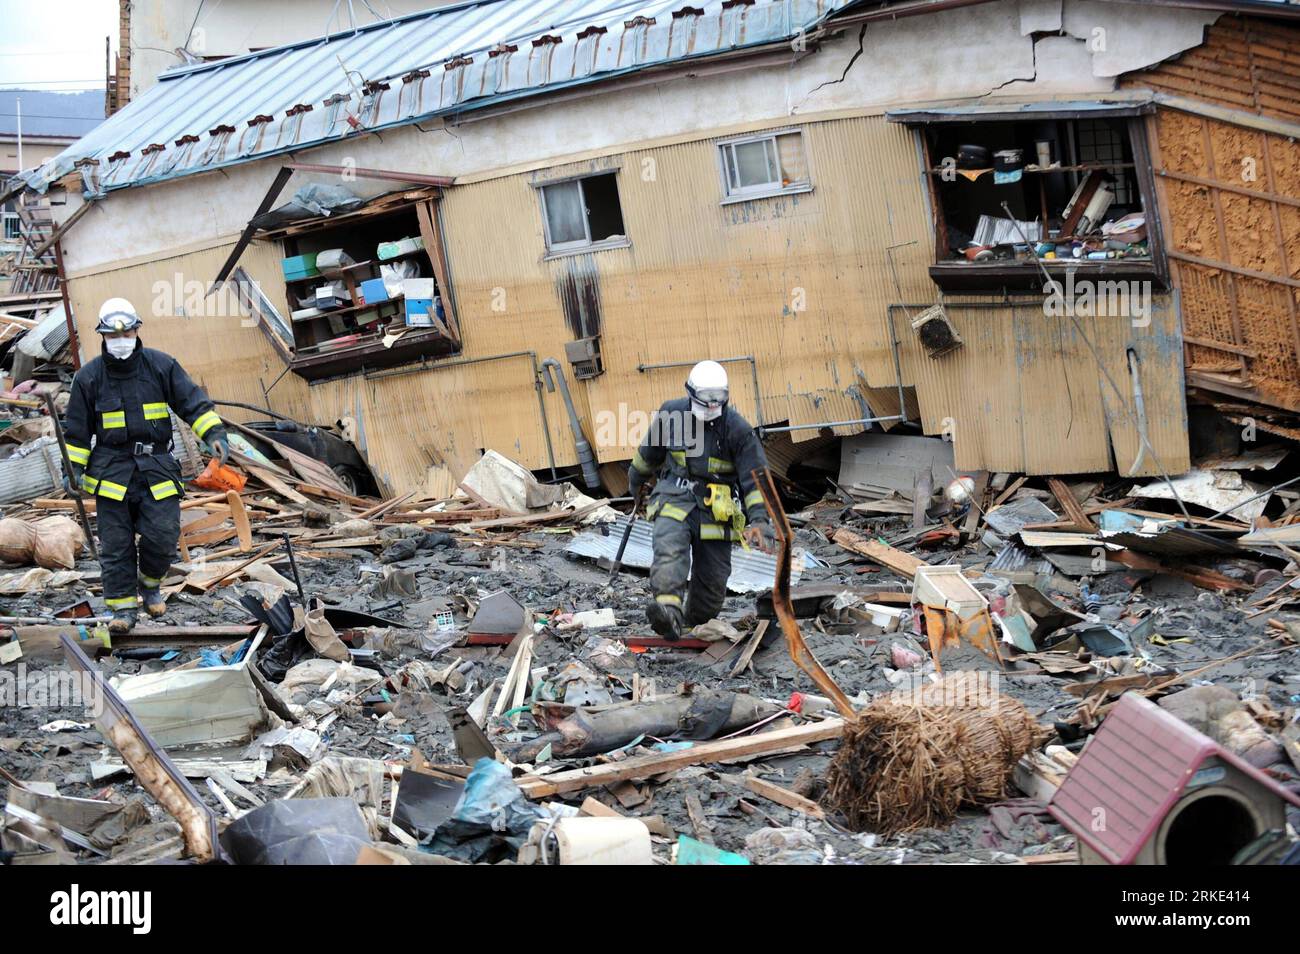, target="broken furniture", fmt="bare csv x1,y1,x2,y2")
178,490,254,561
